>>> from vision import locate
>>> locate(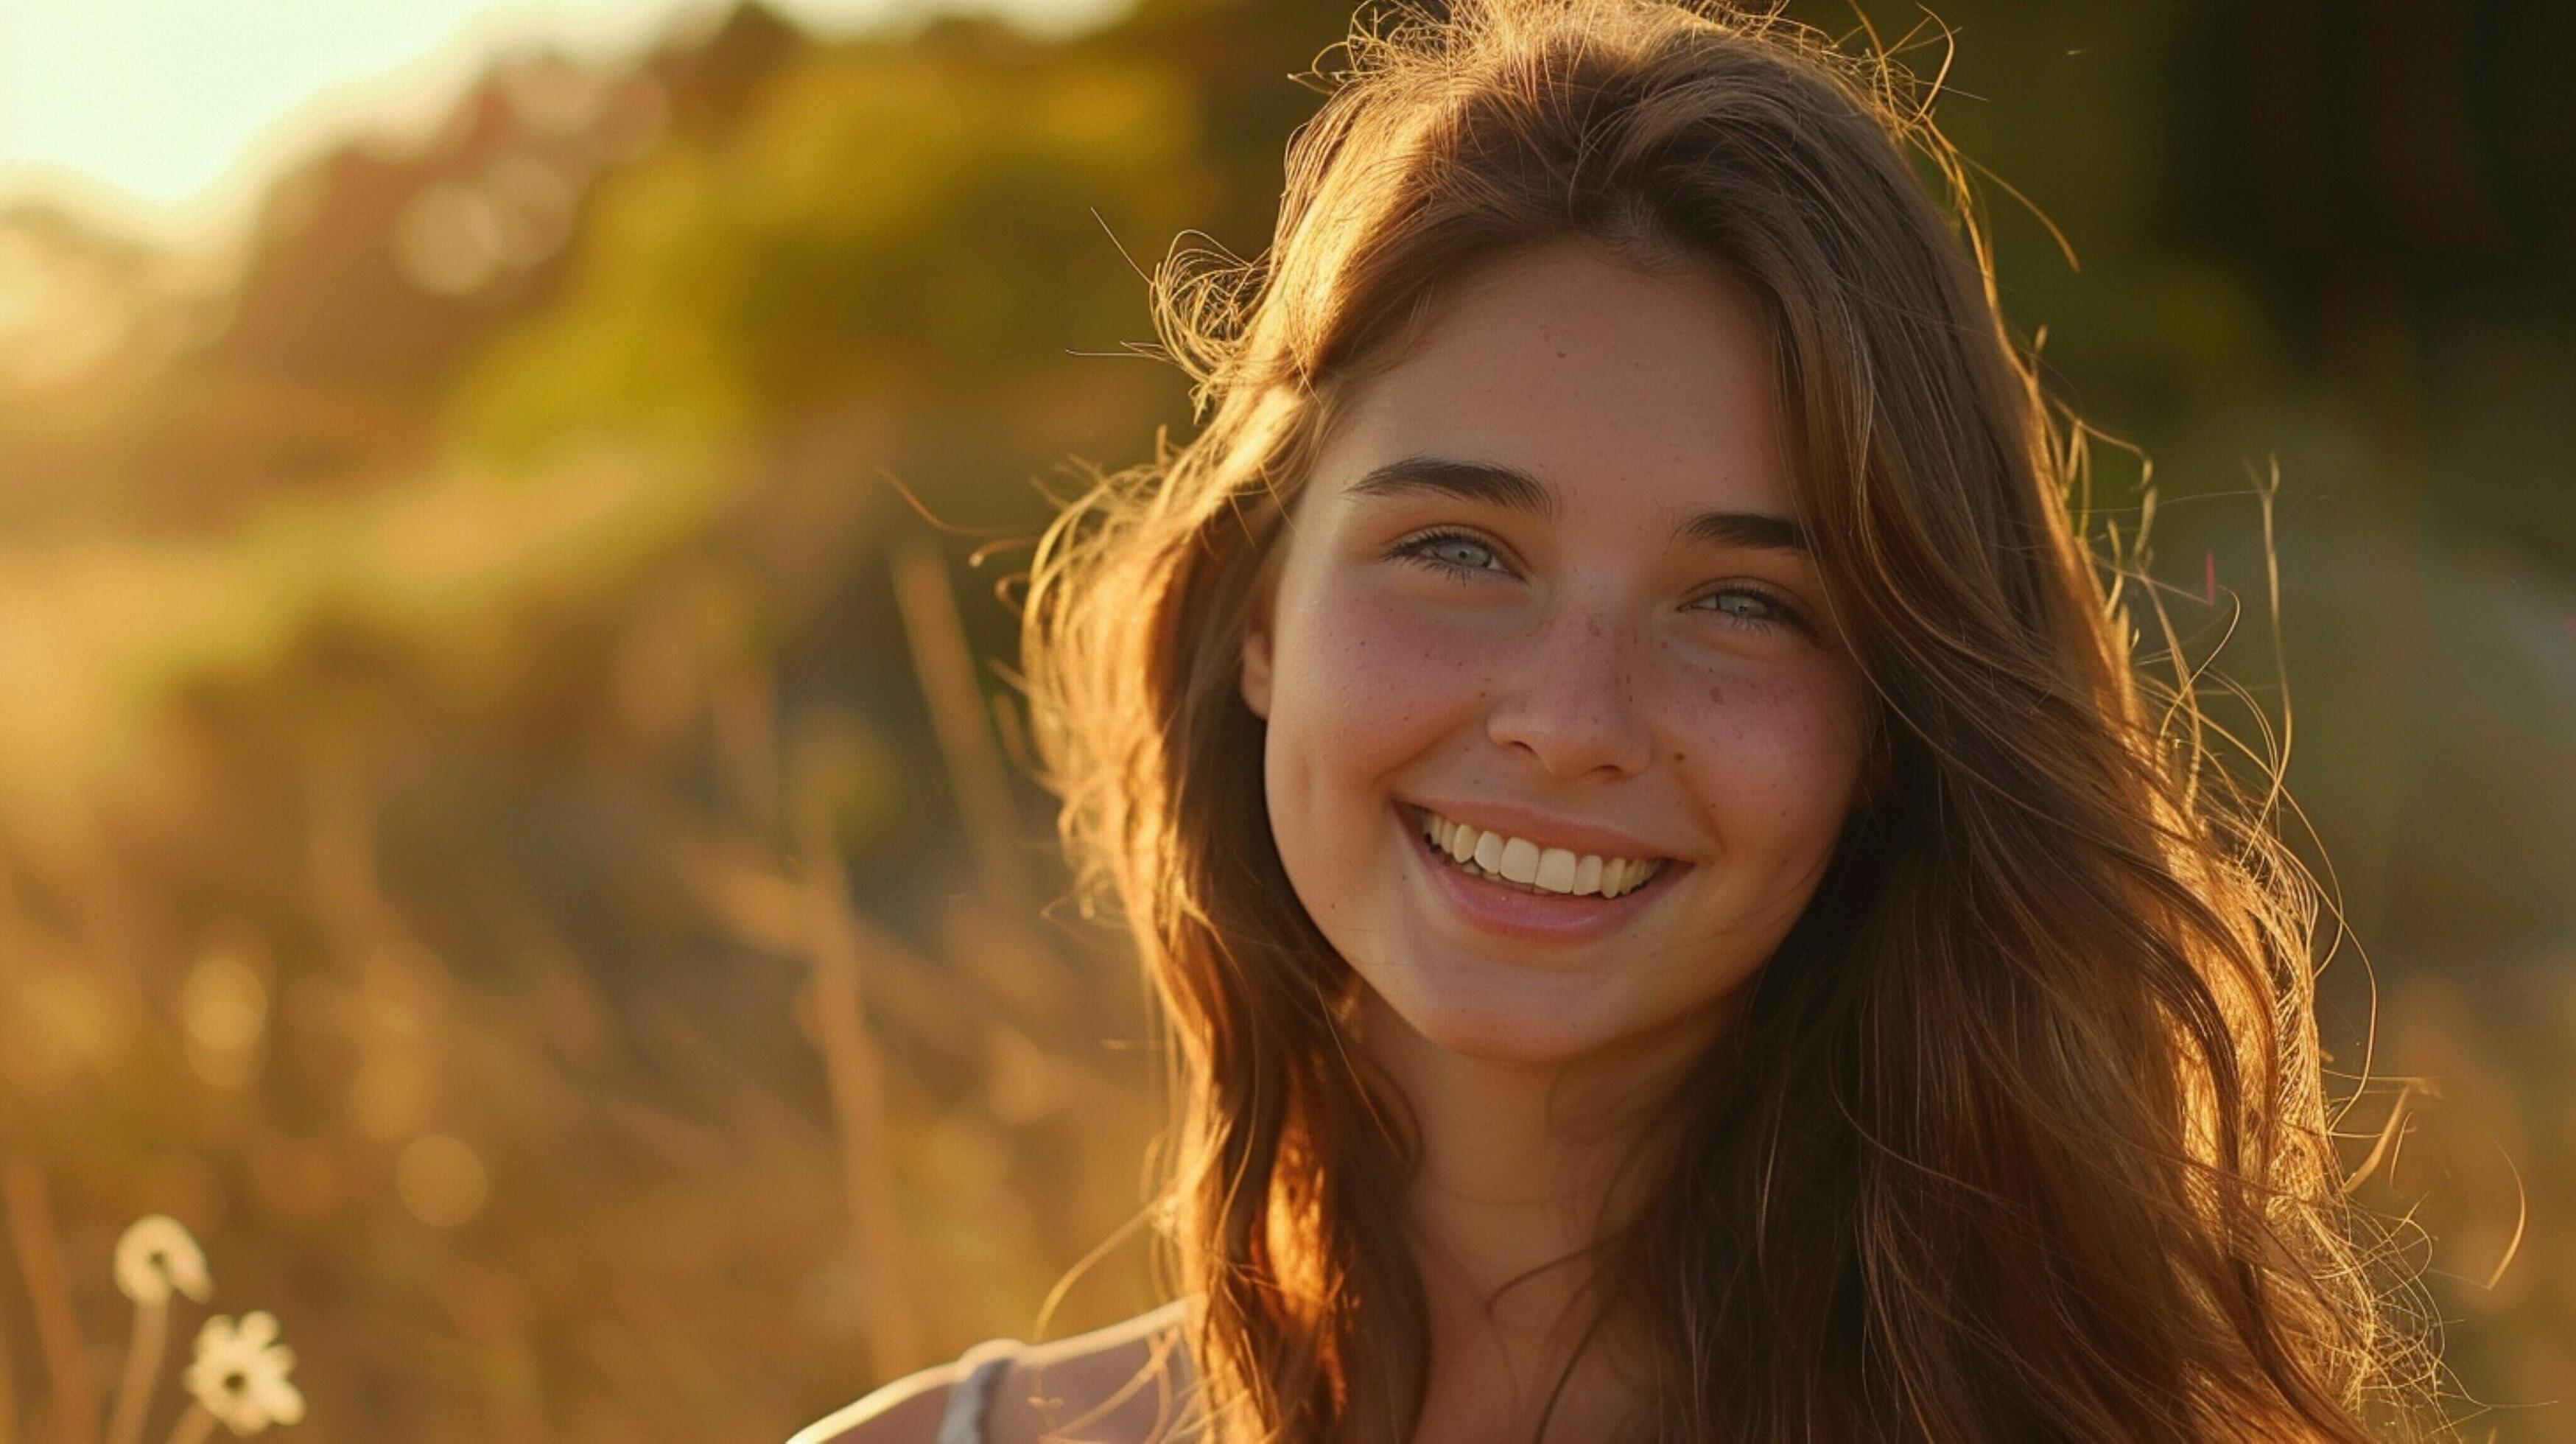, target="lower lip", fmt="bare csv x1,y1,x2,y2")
1395,802,1685,945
